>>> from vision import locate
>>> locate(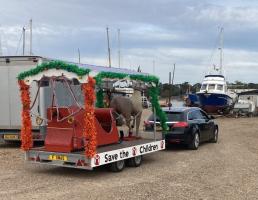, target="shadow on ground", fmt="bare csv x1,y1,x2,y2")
0,141,44,148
